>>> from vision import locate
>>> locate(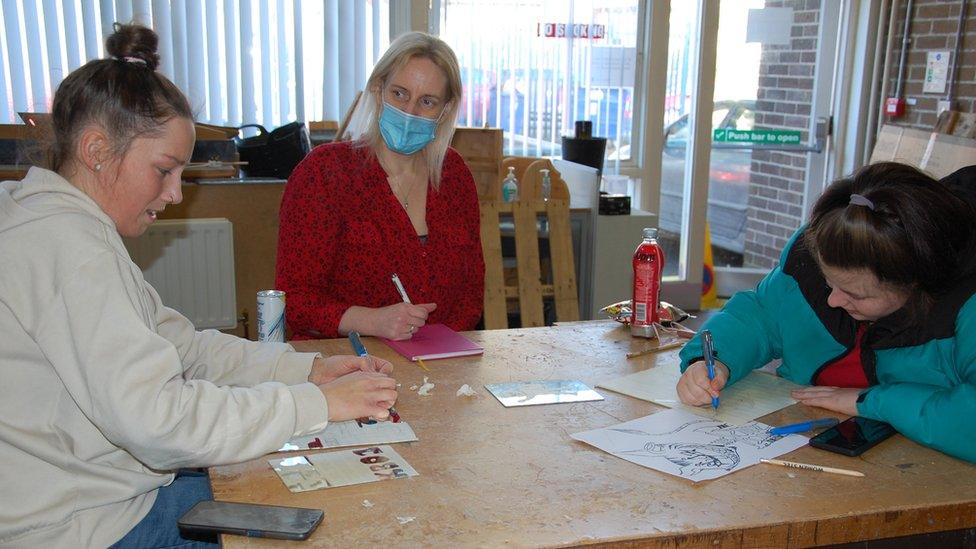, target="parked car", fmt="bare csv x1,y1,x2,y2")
603,101,755,259
626,101,754,261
